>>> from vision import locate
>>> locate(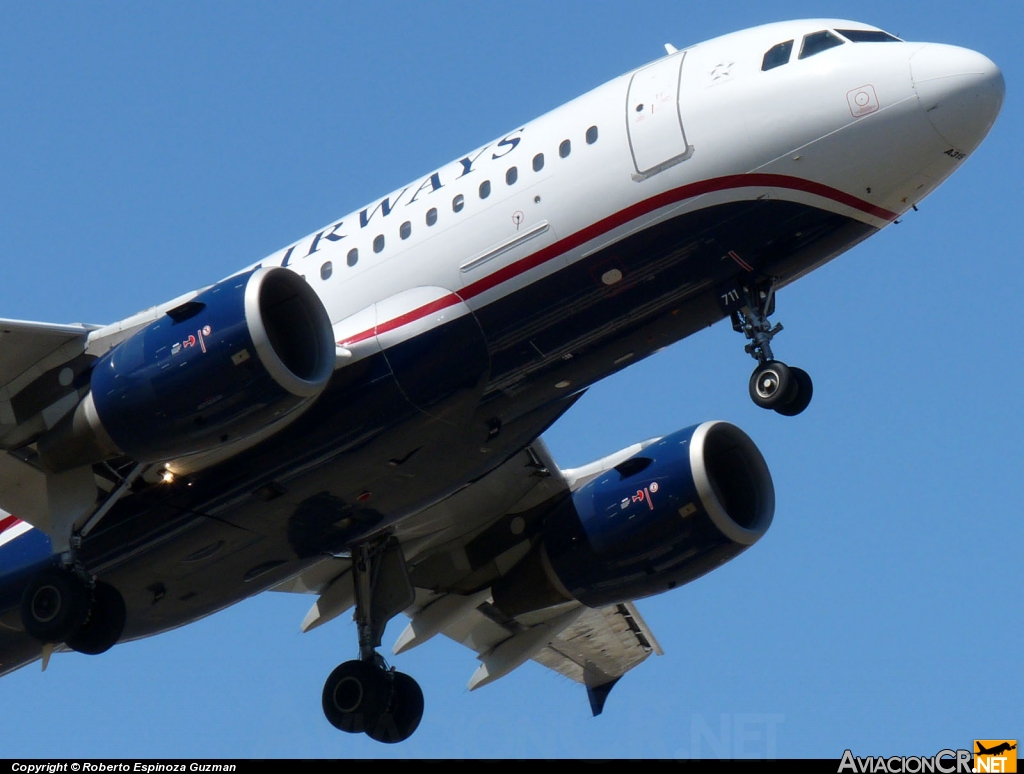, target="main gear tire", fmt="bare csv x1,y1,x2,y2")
20,569,90,644
322,660,388,734
365,671,424,744
66,581,127,655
